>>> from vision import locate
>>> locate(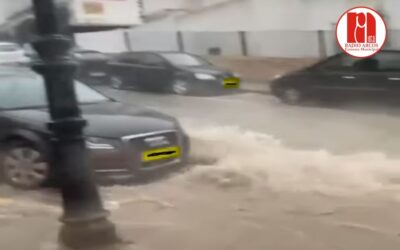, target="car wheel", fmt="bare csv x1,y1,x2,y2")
111,76,125,90
1,141,49,189
171,80,191,95
280,88,303,105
